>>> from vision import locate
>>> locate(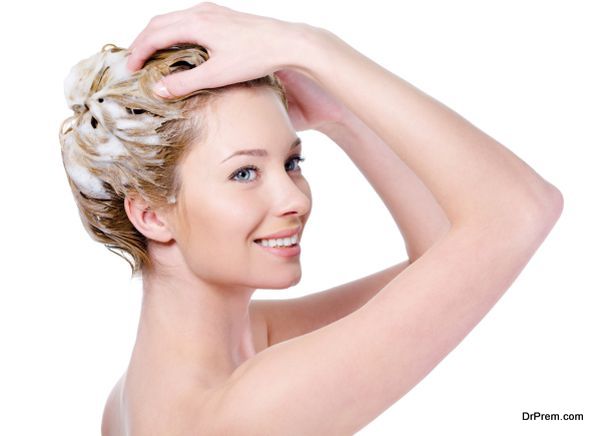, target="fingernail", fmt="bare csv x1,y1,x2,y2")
153,81,173,99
